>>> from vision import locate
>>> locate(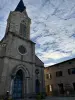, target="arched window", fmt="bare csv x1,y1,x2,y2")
12,70,23,99
35,79,40,93
20,23,26,37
